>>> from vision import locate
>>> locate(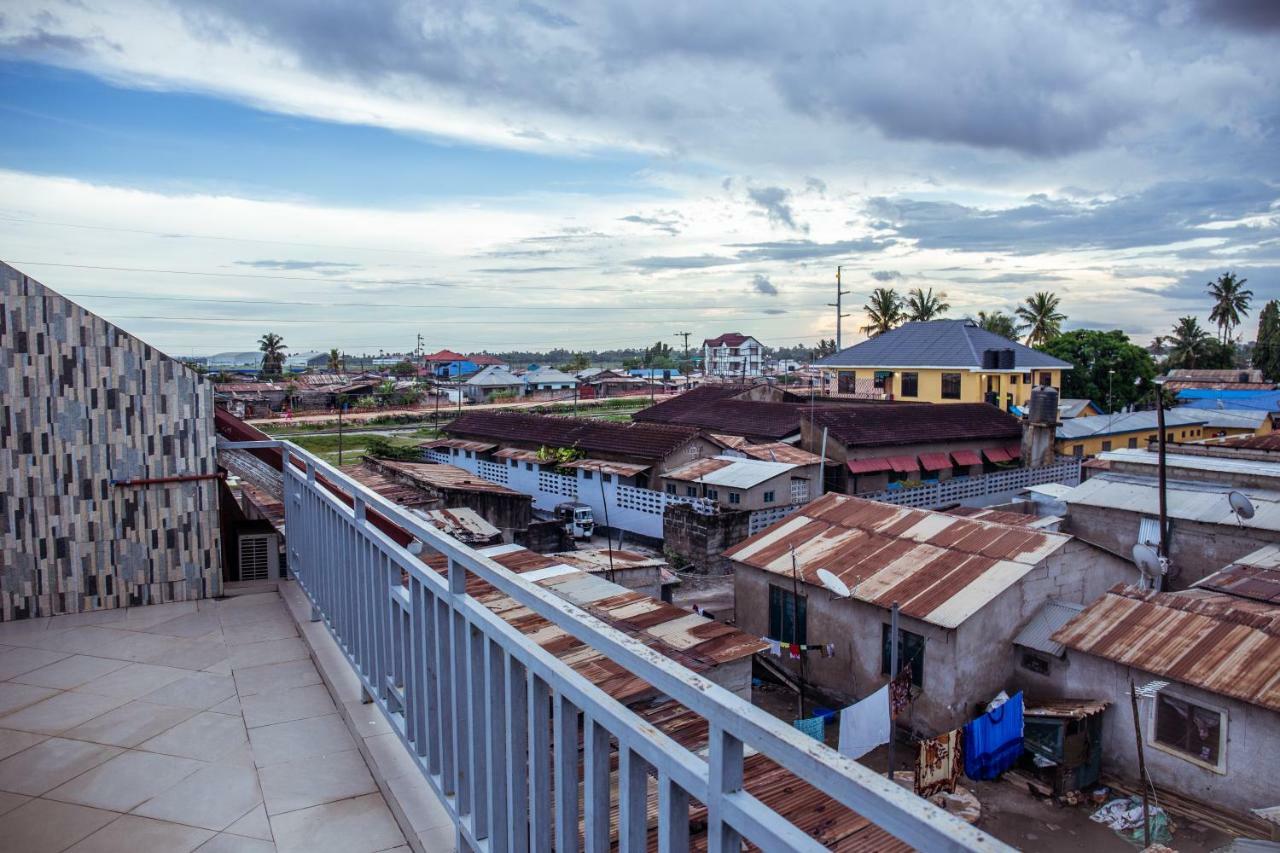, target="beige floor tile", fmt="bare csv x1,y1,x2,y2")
248,714,355,768
343,699,392,738
0,796,117,853
219,606,290,630
0,681,61,716
30,626,135,656
0,689,130,734
204,659,234,677
73,661,192,701
241,684,336,729
269,793,405,853
0,736,121,795
92,630,190,663
195,833,278,852
11,654,132,690
0,616,53,644
142,671,236,710
66,814,215,853
141,612,224,638
416,824,458,852
0,646,69,681
0,790,30,816
224,802,273,840
46,610,128,630
0,727,48,761
62,699,199,748
228,638,309,671
224,619,299,647
148,638,232,671
138,710,248,763
133,763,263,831
233,659,320,698
259,749,376,816
46,749,206,812
210,695,243,716
120,602,198,629
364,732,423,782
385,773,452,832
